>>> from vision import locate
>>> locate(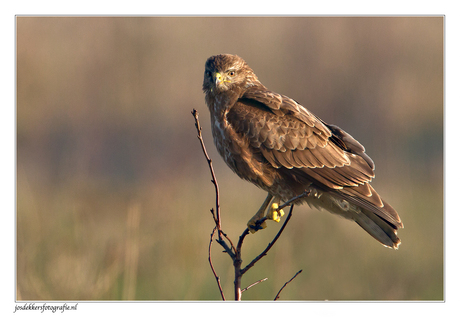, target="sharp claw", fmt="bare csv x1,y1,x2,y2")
247,196,284,233
273,208,285,222
266,203,285,222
